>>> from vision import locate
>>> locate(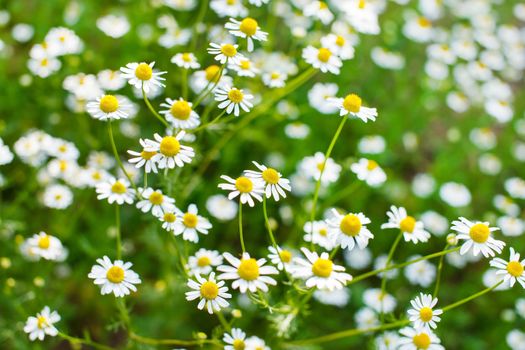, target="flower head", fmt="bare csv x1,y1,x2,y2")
88,256,141,297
